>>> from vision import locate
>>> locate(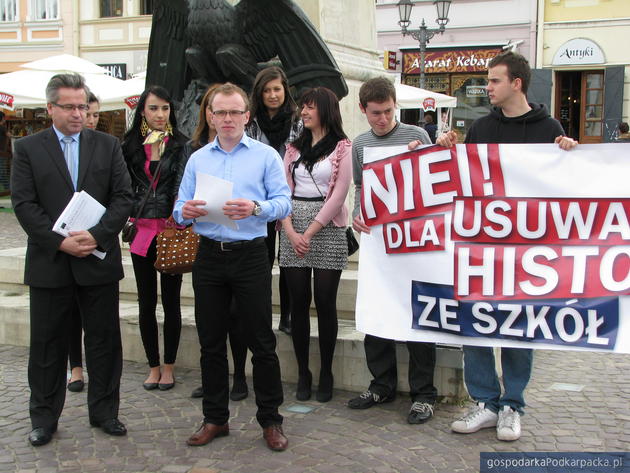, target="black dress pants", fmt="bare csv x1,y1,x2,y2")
68,300,83,369
364,334,438,403
29,282,122,430
193,237,283,428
